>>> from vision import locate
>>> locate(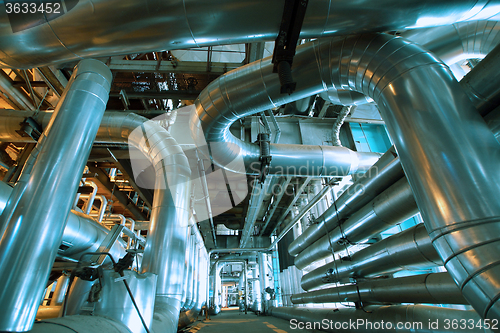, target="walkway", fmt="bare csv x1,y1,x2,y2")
185,307,321,333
